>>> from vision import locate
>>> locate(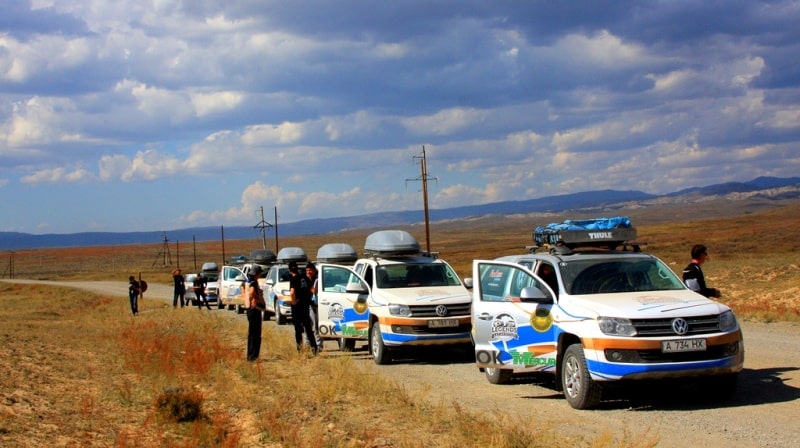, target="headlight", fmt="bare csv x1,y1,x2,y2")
718,310,737,332
388,304,411,317
598,317,637,336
